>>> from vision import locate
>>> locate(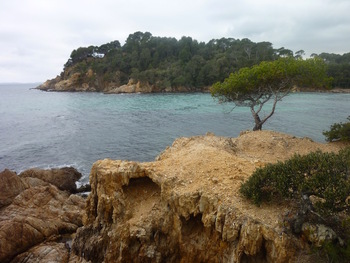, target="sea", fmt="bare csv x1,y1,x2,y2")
0,83,349,185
